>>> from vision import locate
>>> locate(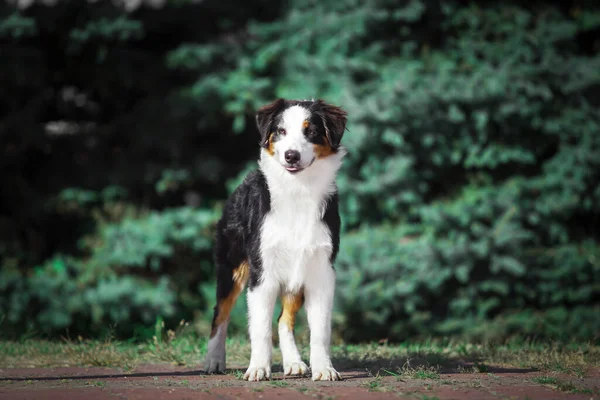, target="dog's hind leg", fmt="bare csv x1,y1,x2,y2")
278,292,308,376
204,258,248,374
